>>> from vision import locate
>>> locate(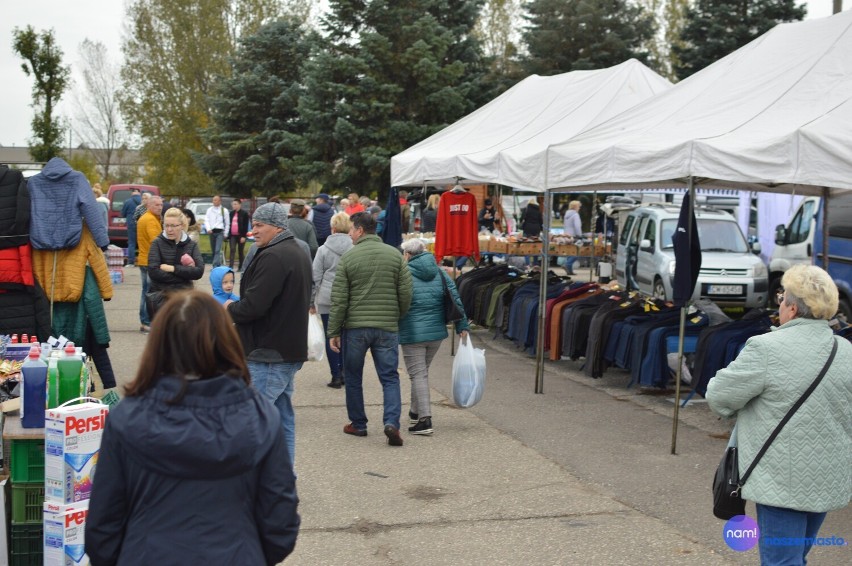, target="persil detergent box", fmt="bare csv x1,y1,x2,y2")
45,402,109,504
44,501,90,566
